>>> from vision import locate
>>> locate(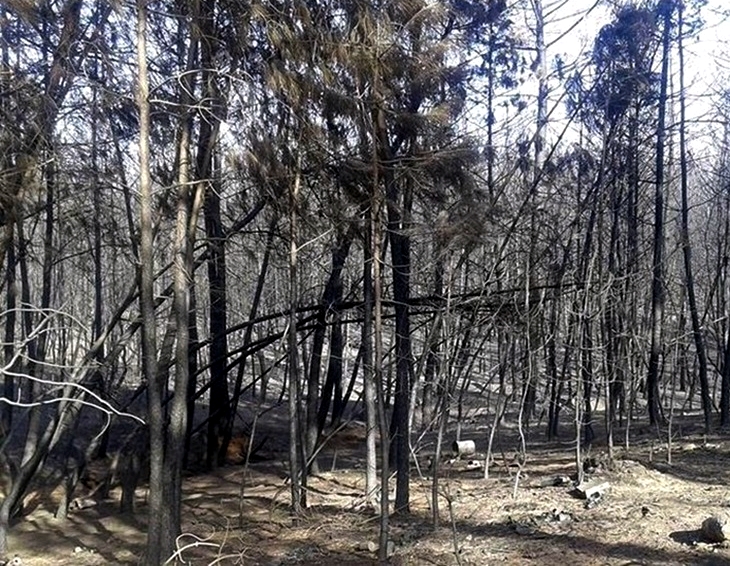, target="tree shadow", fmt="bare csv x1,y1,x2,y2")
645,445,730,486
13,505,145,564
669,529,704,545
277,499,730,565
